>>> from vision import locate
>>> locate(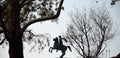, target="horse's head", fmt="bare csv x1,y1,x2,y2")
53,37,58,43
